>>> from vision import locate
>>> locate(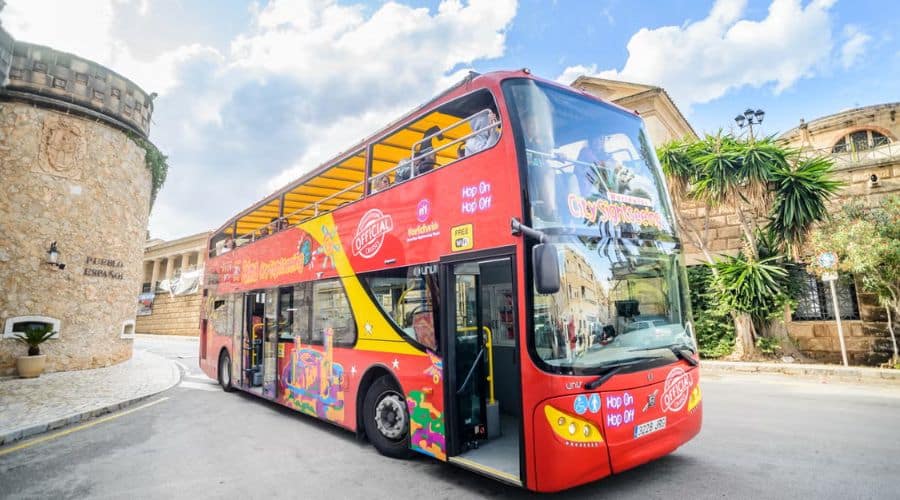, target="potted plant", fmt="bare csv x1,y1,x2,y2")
13,324,56,378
